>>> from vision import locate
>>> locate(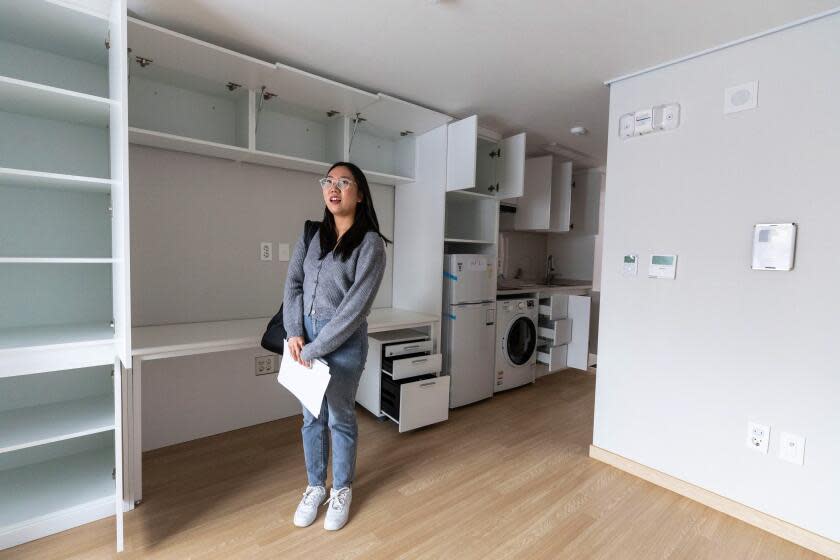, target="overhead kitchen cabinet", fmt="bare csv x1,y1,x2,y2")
445,115,526,199
348,93,452,185
515,156,572,232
